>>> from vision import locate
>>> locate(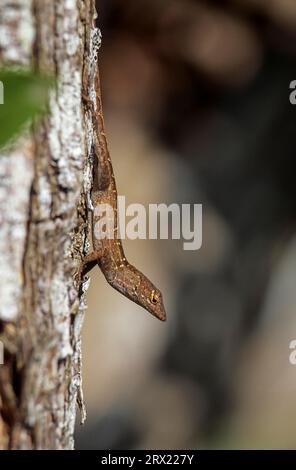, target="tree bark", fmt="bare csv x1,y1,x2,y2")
0,0,100,449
